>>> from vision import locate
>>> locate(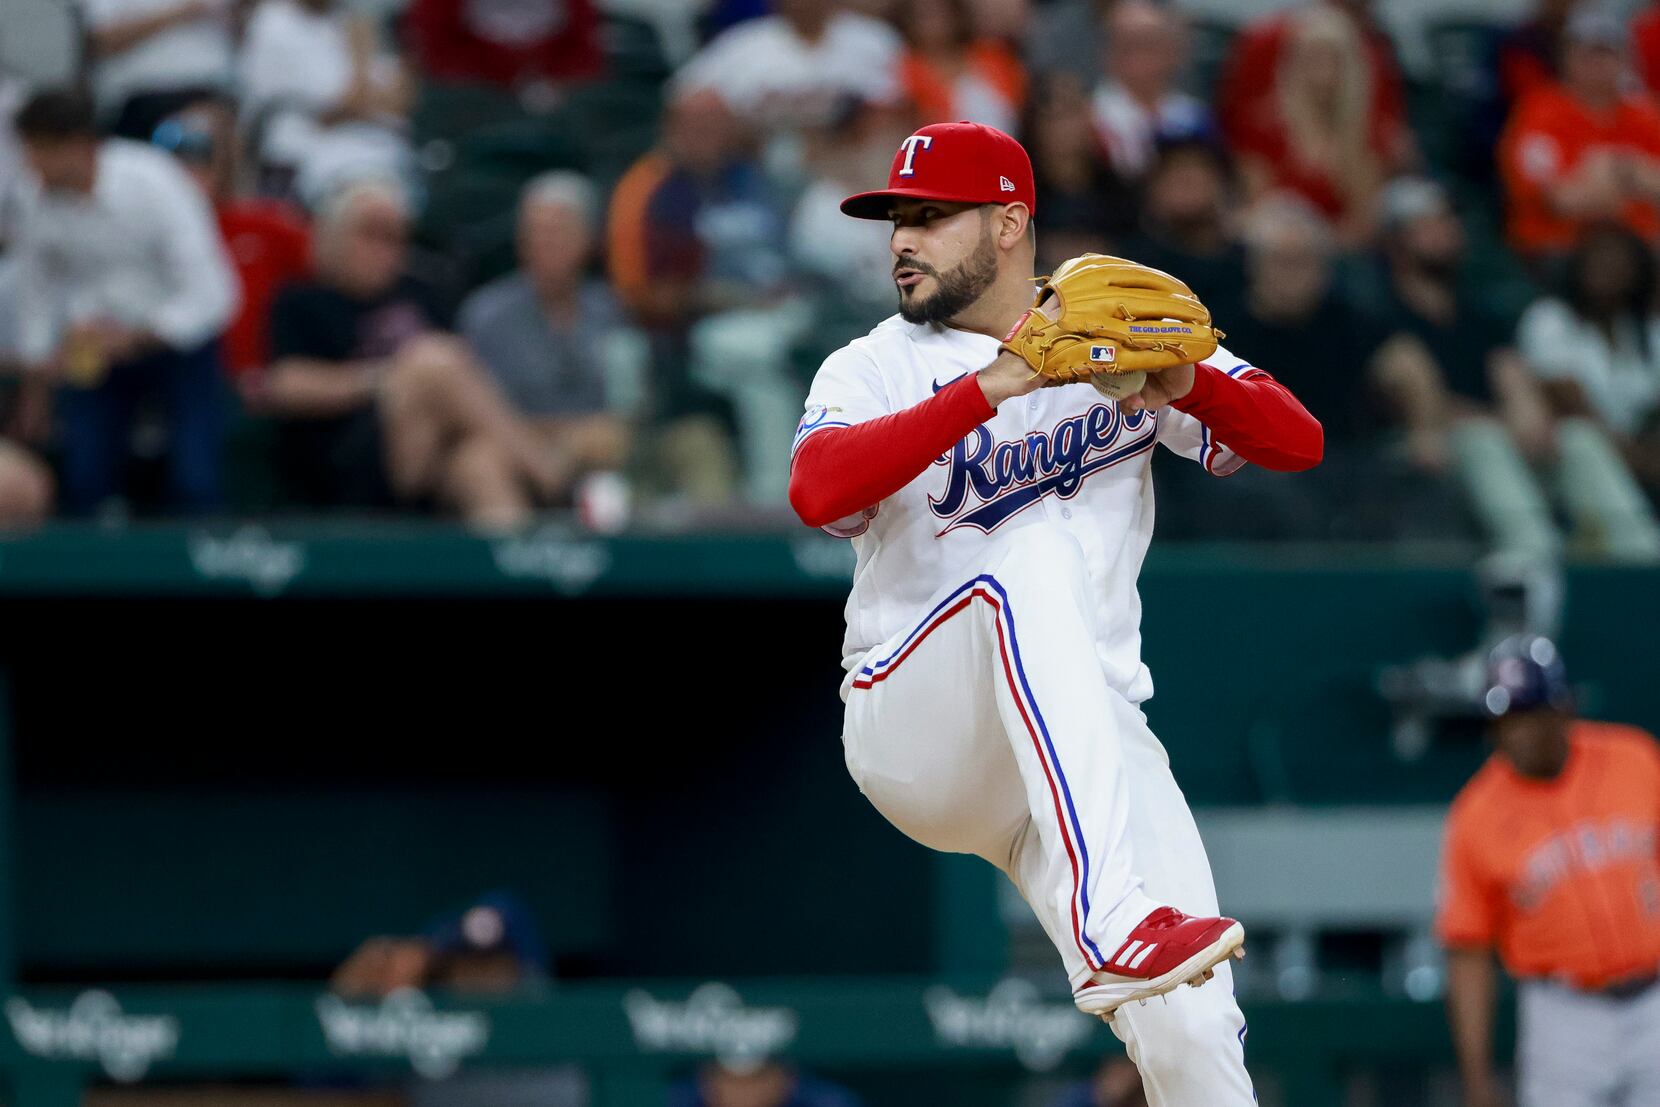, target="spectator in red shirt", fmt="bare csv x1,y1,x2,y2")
1215,0,1412,177
1498,8,1660,259
152,103,312,381
403,0,603,92
1230,6,1396,246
